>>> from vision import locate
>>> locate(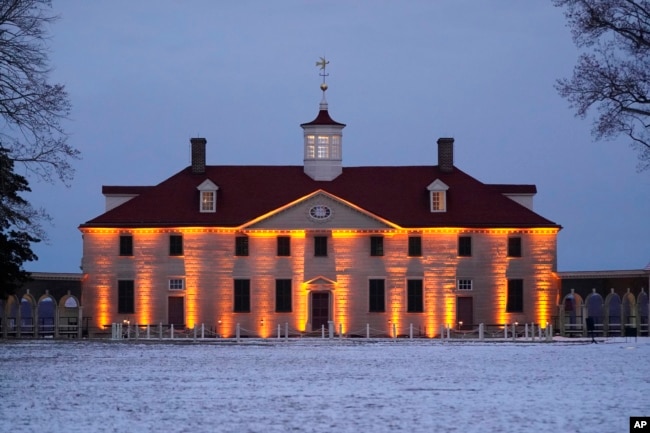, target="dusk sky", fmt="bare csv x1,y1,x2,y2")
26,1,649,273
